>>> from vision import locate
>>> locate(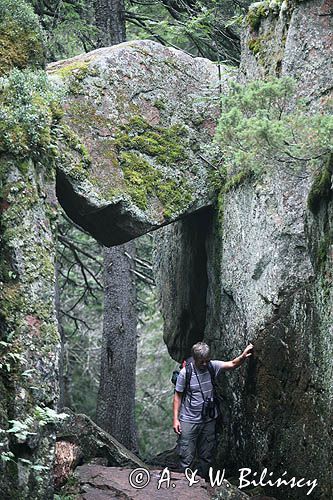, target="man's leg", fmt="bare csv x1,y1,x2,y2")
196,419,216,479
177,421,199,471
